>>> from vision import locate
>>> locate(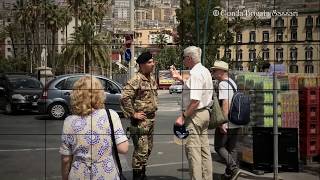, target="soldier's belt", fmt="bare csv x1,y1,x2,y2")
127,126,149,135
